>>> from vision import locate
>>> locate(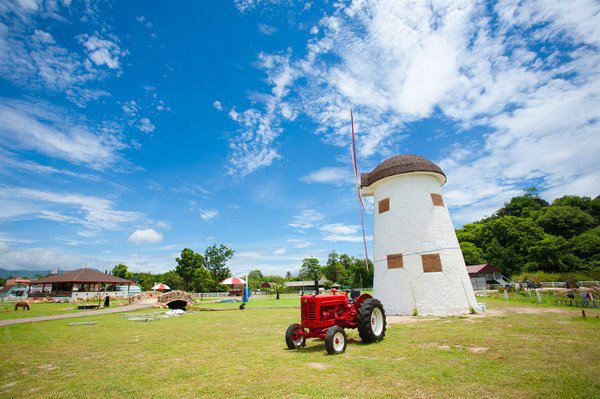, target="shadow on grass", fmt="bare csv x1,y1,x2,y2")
287,337,365,355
